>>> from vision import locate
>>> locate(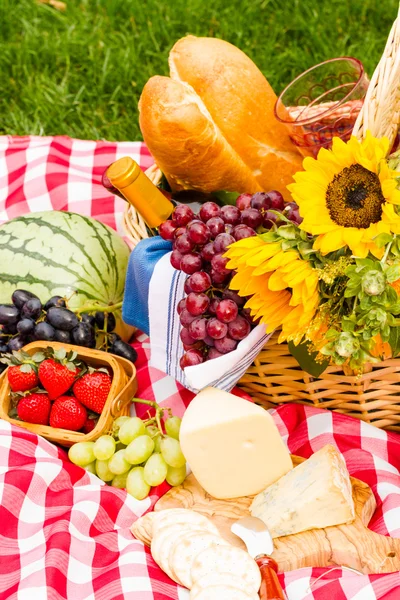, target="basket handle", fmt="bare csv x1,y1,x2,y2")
352,7,400,153
110,374,138,418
